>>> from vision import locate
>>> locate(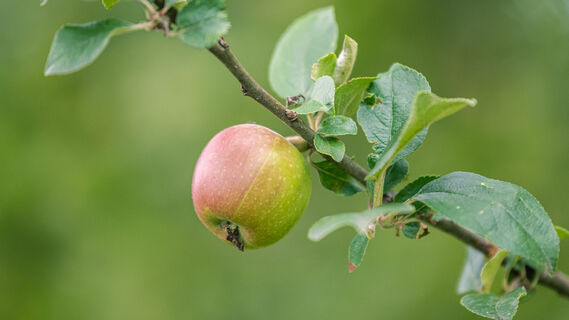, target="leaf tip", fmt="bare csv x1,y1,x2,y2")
307,228,322,242
348,261,357,273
